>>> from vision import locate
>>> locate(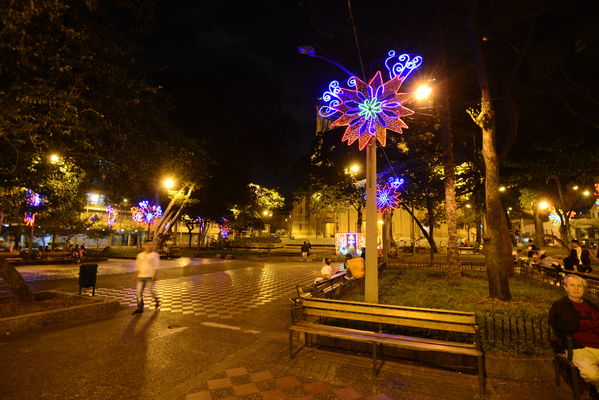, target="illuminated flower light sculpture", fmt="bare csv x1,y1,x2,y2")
331,71,414,150
131,201,162,226
377,185,401,215
106,205,118,227
595,183,599,206
23,190,43,226
318,51,422,151
388,176,405,189
548,207,576,226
